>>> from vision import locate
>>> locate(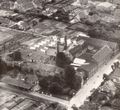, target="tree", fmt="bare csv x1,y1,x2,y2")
87,21,116,41
80,101,99,110
114,89,120,99
64,65,76,89
9,50,22,61
52,9,70,22
39,77,49,90
52,74,65,86
49,82,63,94
73,76,82,90
56,104,67,110
103,74,110,81
0,58,7,77
83,71,89,83
88,25,107,39
56,52,71,68
48,102,58,109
